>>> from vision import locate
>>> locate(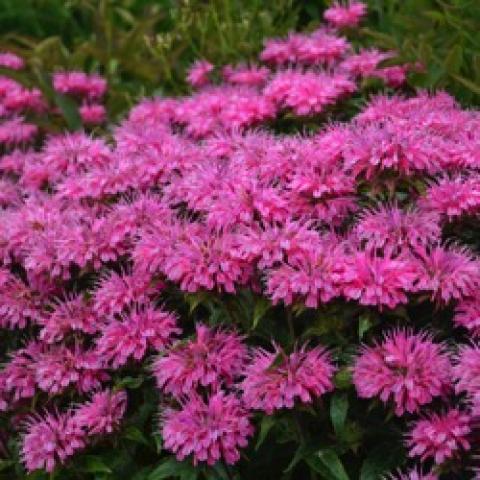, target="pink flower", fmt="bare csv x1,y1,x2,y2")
407,409,471,464
373,65,408,87
186,60,214,88
53,71,107,100
223,64,270,86
340,49,394,77
162,223,253,293
241,344,335,414
264,70,356,116
162,391,253,465
79,103,106,125
73,389,127,435
324,1,367,29
21,410,85,472
39,294,99,343
93,269,155,317
453,344,480,396
420,176,480,219
35,344,108,395
352,330,452,416
266,236,342,307
416,246,480,303
336,251,421,309
96,304,180,367
454,298,480,336
0,117,37,146
354,205,440,255
0,52,24,70
388,467,438,480
154,324,247,397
